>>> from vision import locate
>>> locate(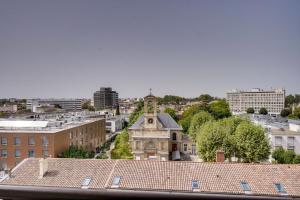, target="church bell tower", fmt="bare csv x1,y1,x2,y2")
144,89,158,129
